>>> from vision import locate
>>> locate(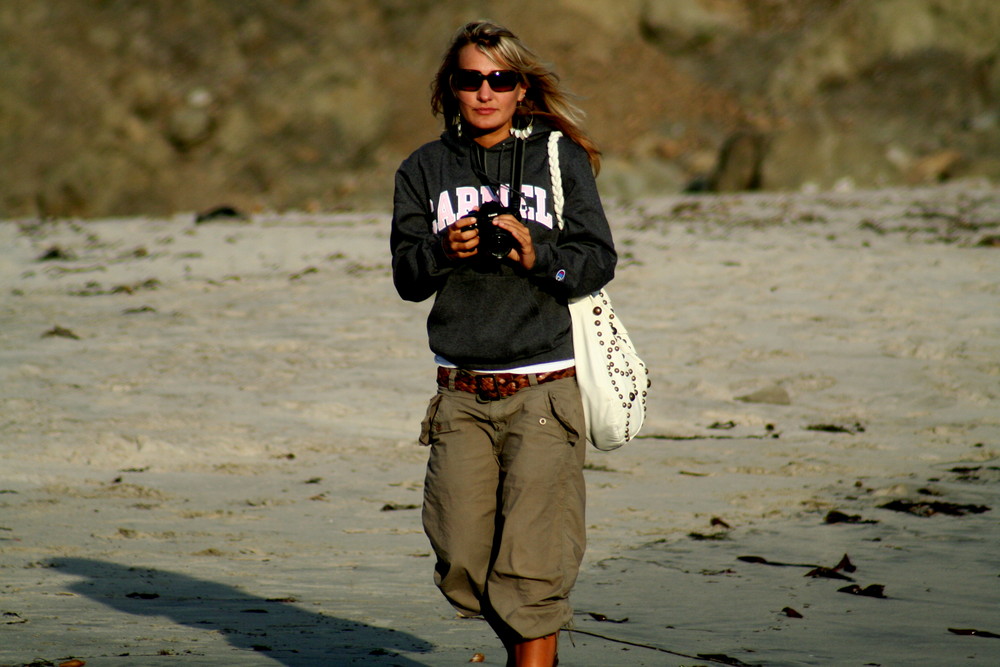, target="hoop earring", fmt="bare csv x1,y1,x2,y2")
510,105,533,140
